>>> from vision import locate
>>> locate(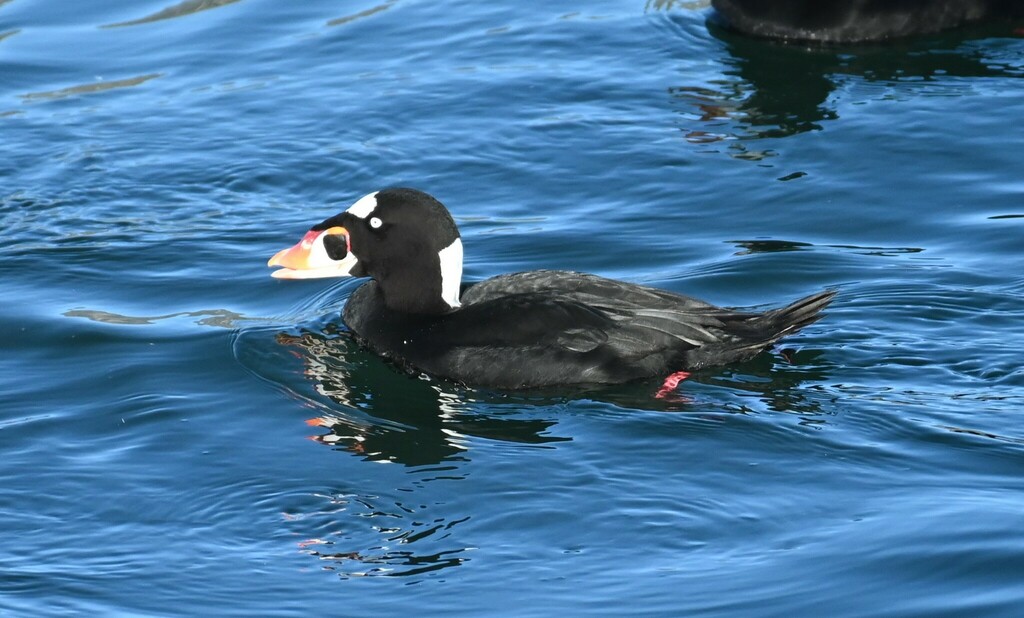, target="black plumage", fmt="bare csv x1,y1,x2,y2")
711,0,1024,43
